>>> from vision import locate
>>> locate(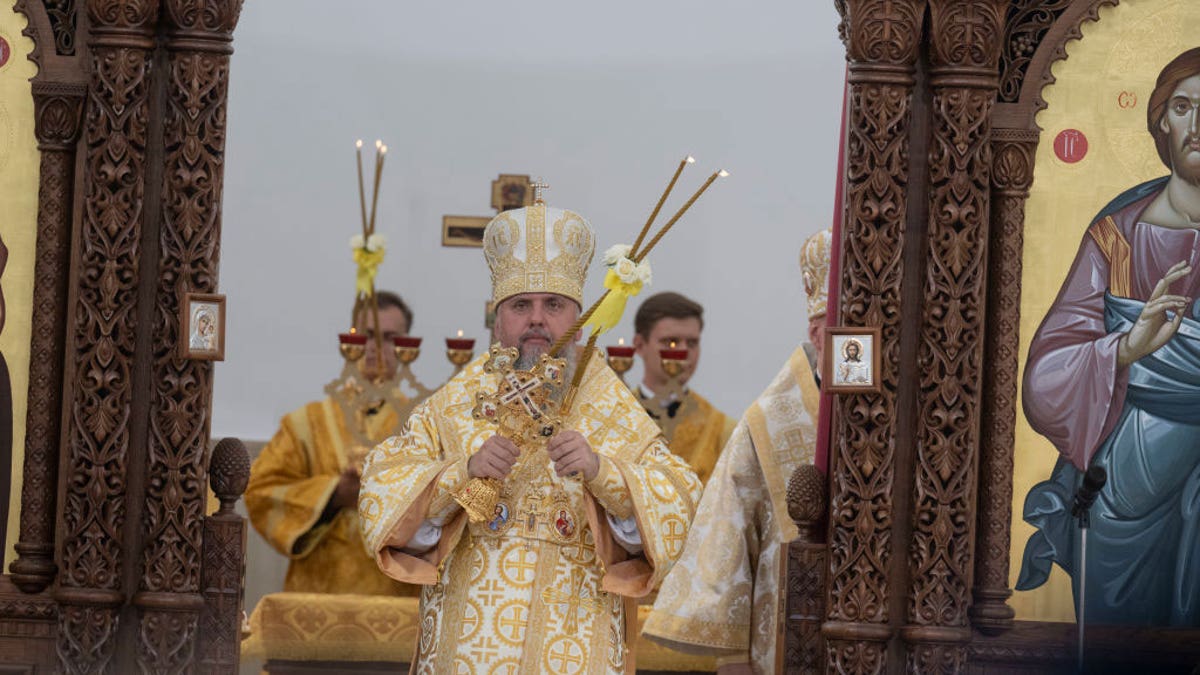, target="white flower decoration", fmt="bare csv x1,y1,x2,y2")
349,233,387,252
604,244,632,267
604,243,652,286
